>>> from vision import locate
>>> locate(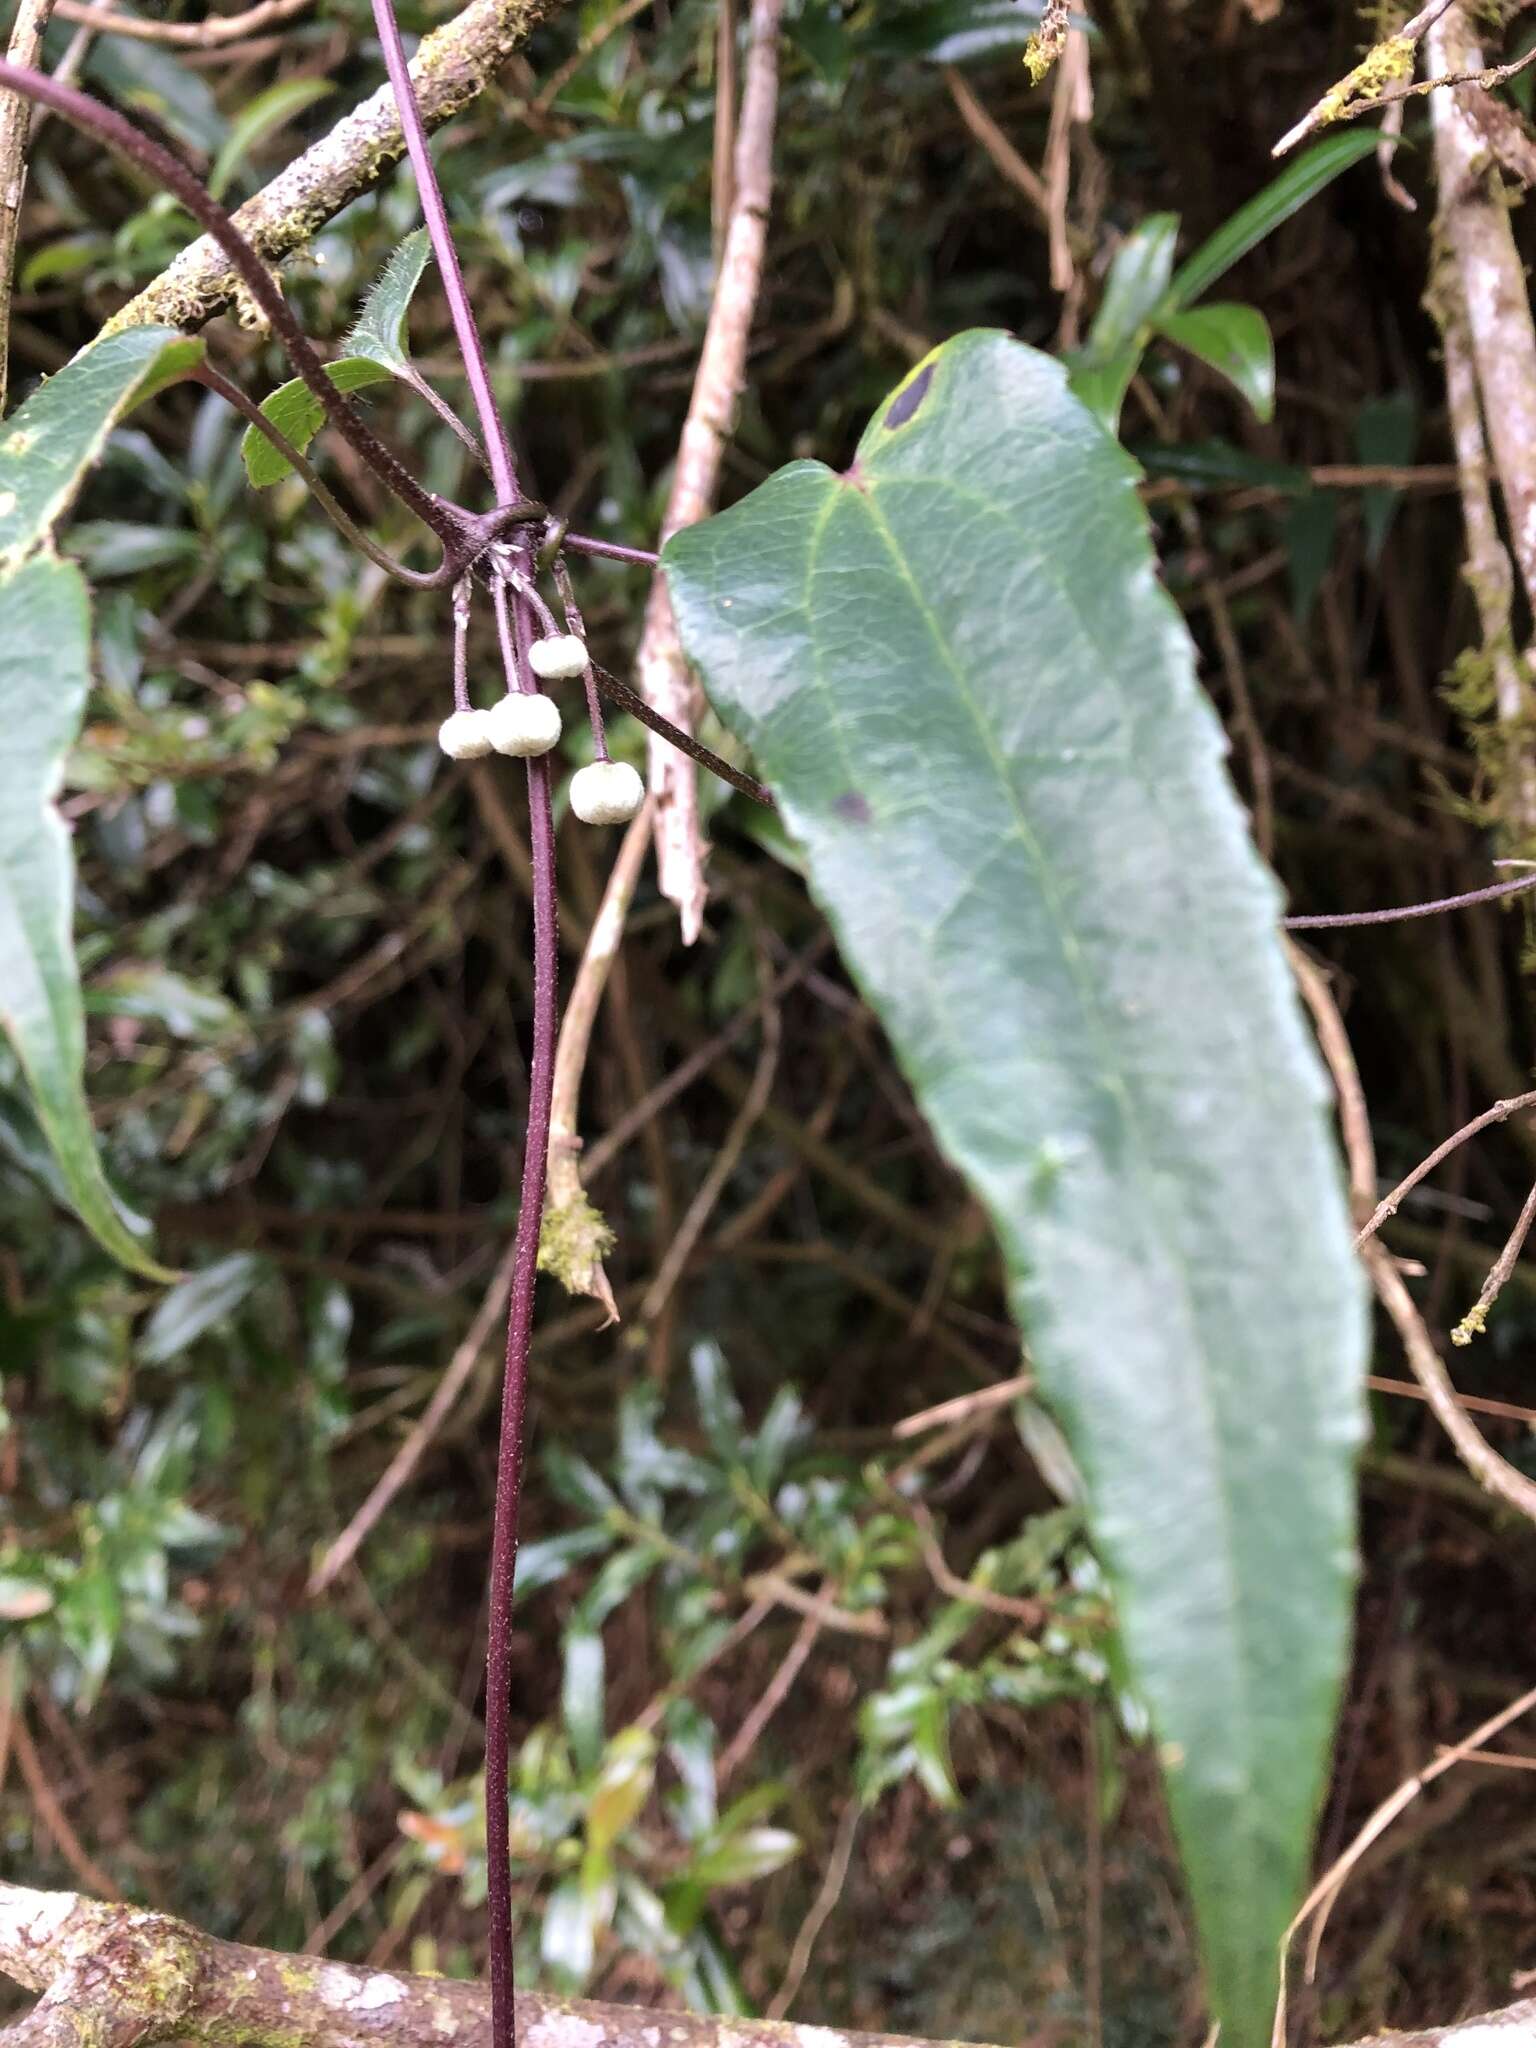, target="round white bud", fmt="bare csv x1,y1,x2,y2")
486,691,563,758
570,759,645,825
438,709,494,759
528,633,590,682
